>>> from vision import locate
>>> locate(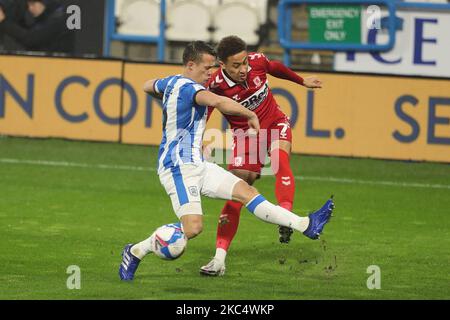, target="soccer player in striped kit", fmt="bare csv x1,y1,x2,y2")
119,41,333,280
